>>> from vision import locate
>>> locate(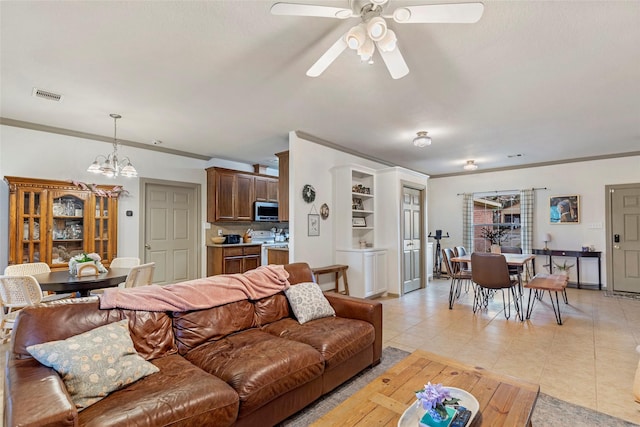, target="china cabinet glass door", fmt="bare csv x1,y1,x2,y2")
17,187,44,264
49,190,89,268
94,196,114,262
